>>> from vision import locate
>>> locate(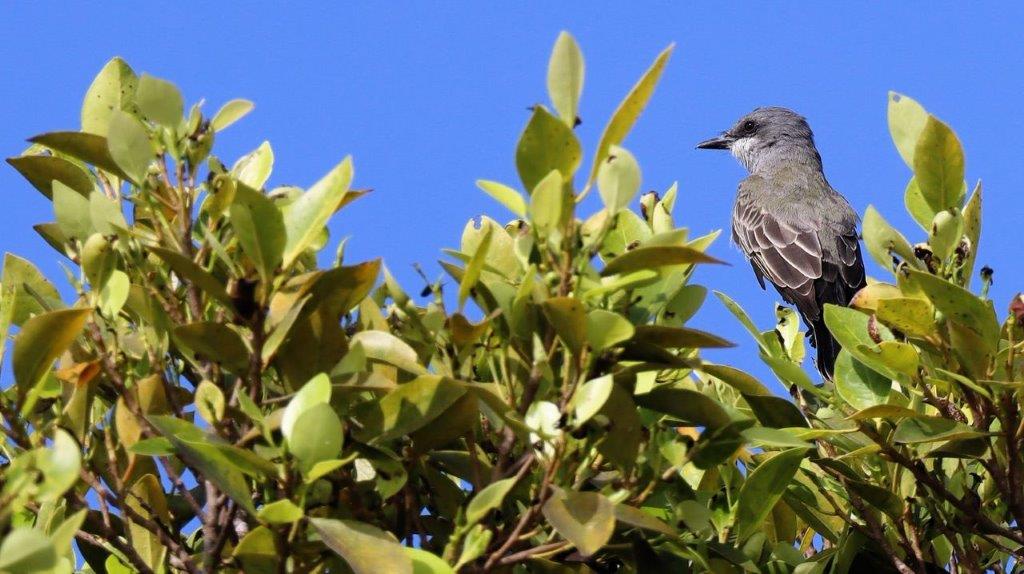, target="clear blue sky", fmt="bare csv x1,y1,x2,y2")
3,4,1023,394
